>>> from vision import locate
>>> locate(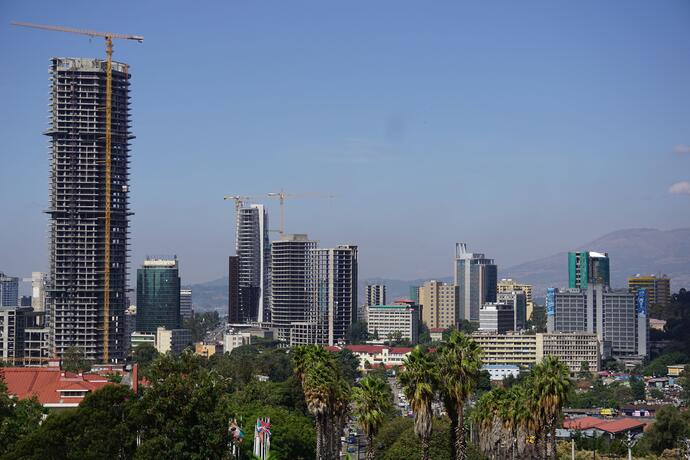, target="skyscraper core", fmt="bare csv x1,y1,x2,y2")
47,58,131,362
